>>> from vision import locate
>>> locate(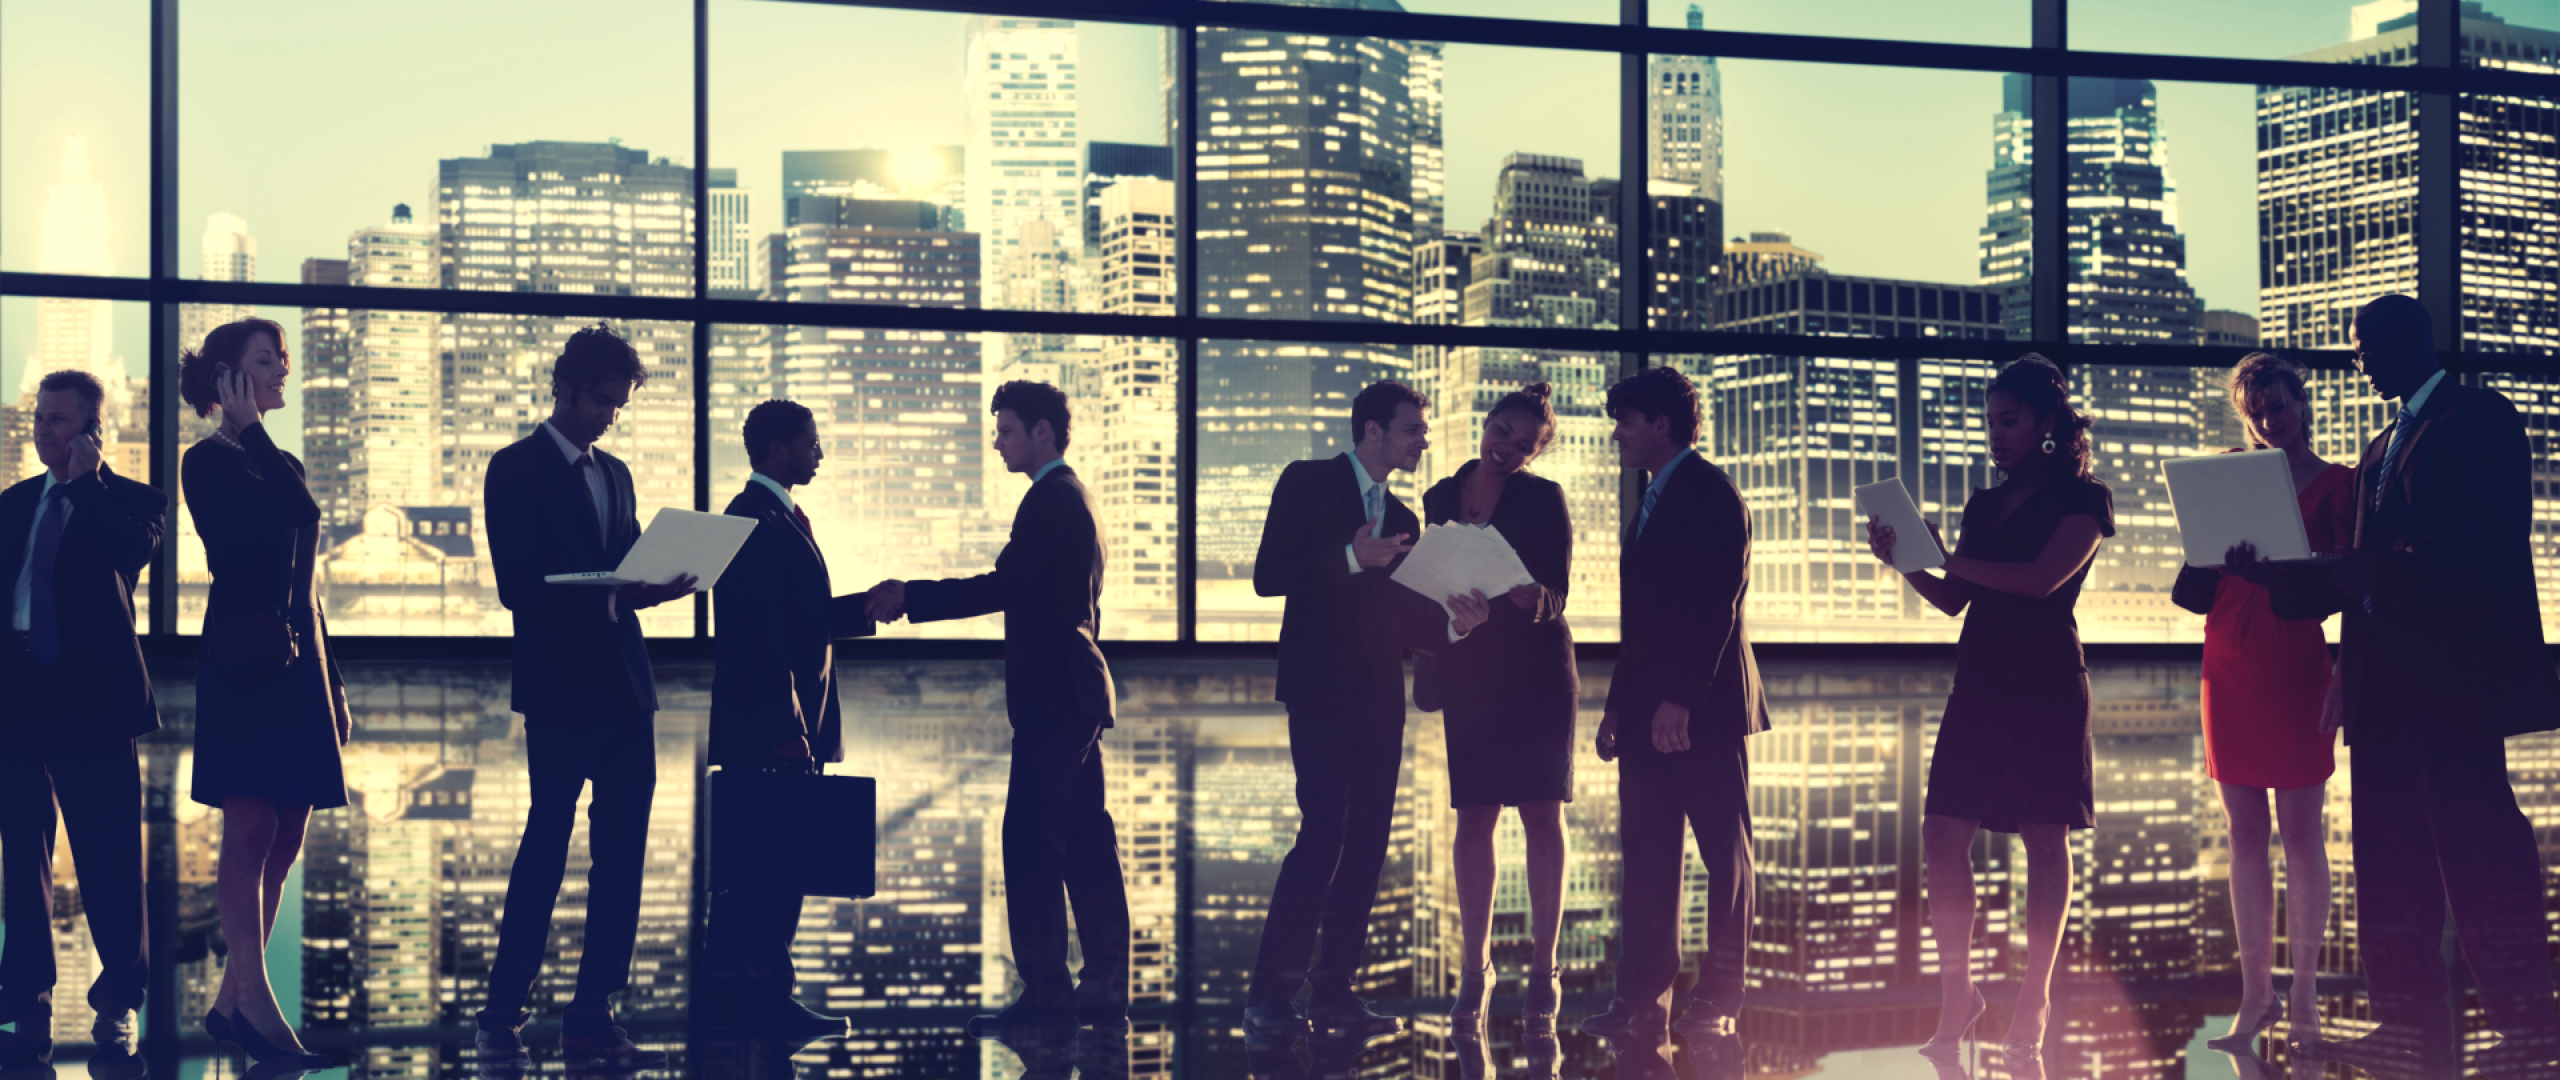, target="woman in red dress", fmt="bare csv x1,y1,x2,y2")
2171,351,2351,1049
